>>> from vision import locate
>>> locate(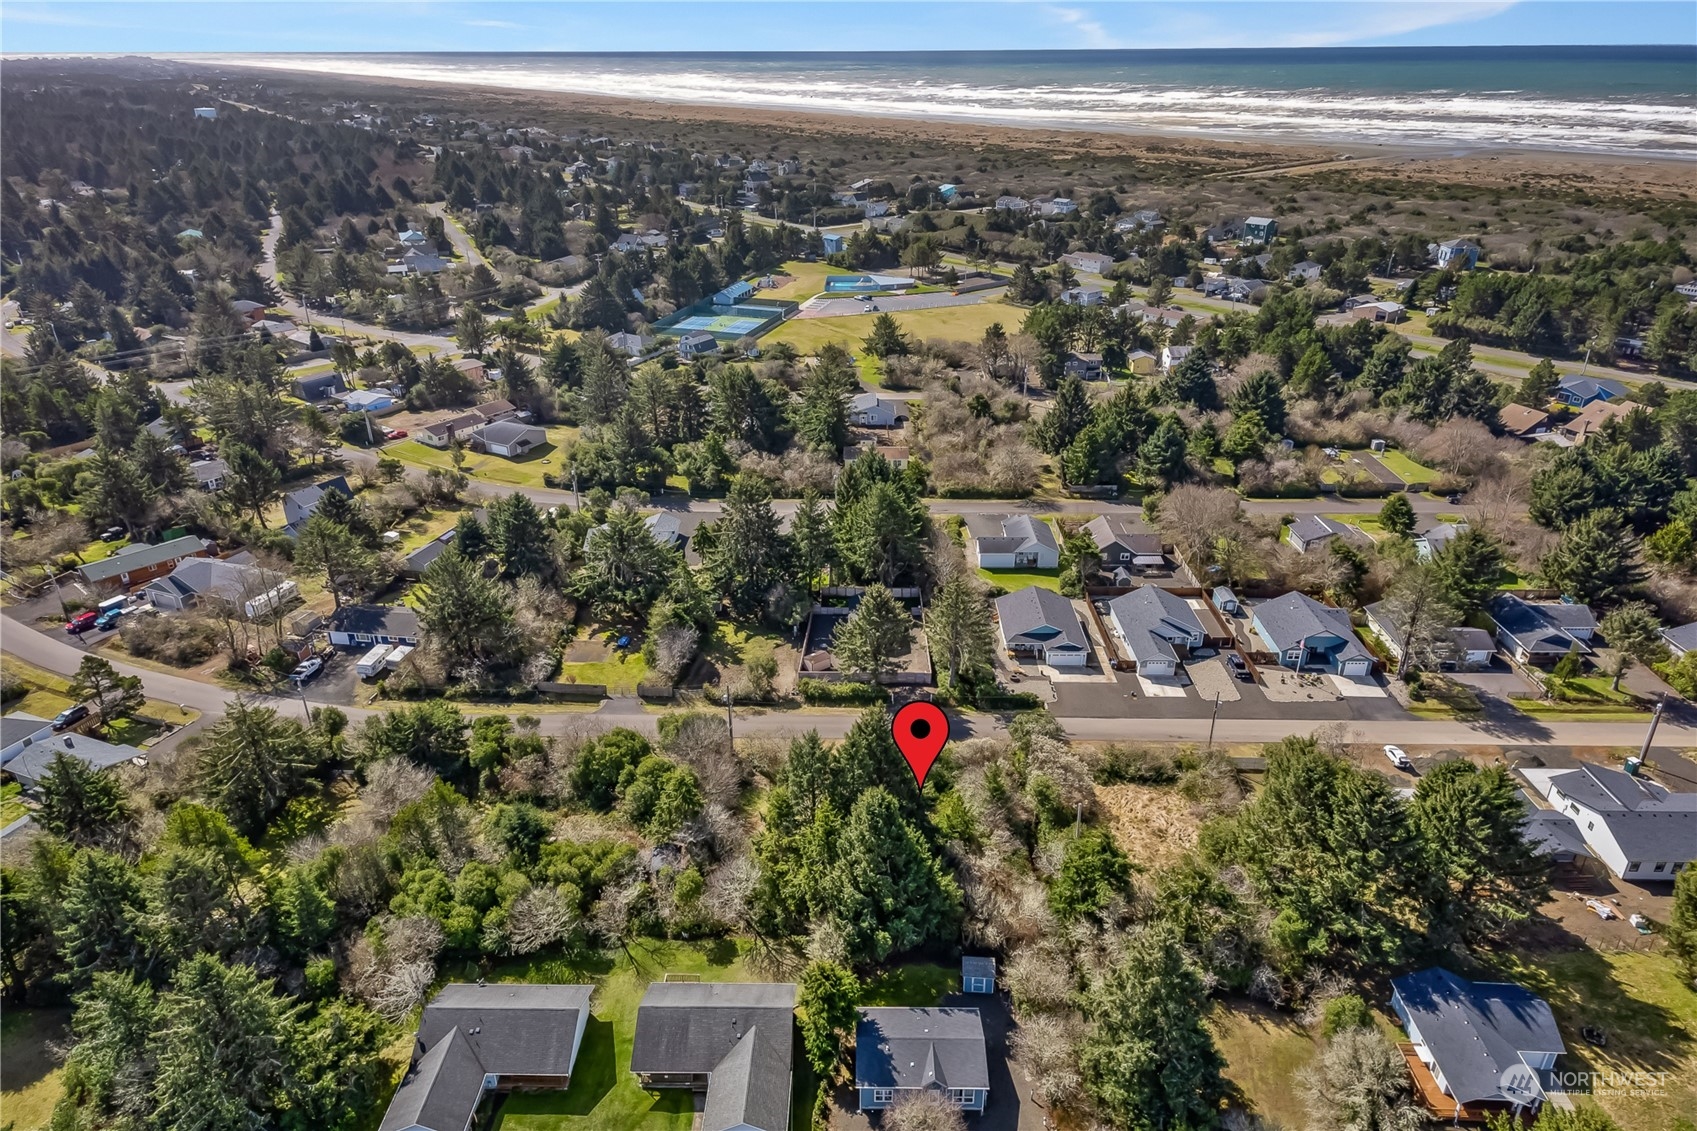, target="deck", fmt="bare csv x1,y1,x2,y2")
1398,1043,1516,1125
